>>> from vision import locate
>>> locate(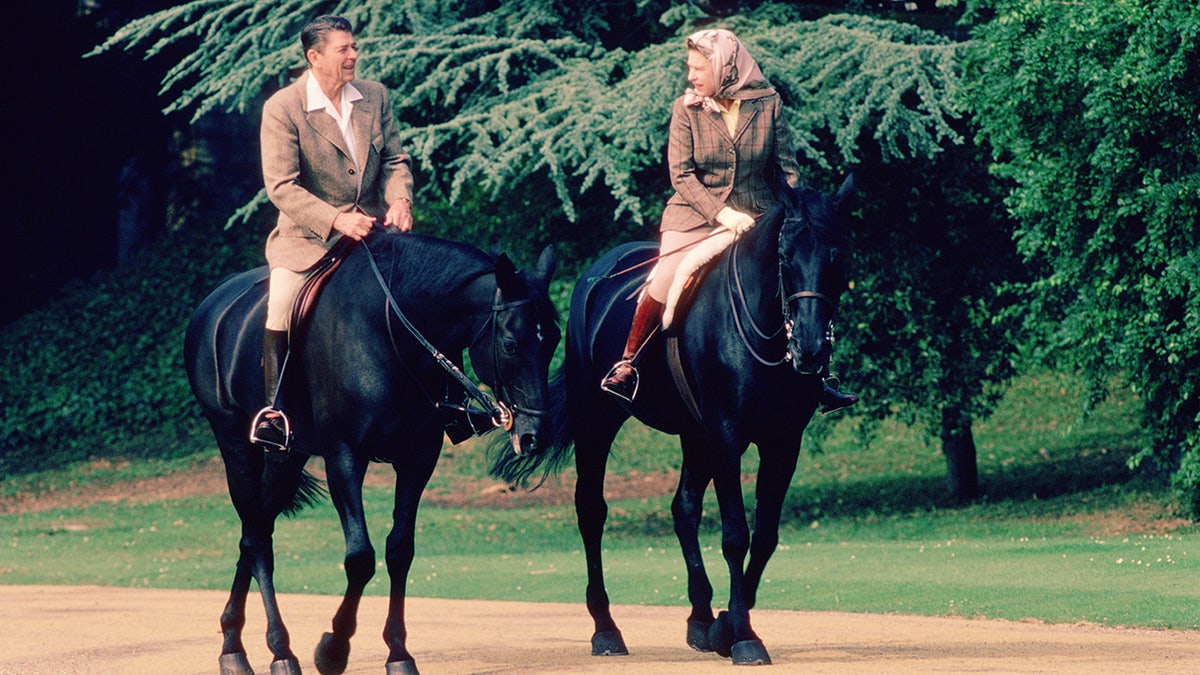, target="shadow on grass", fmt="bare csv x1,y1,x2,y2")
783,444,1142,521
602,444,1150,539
